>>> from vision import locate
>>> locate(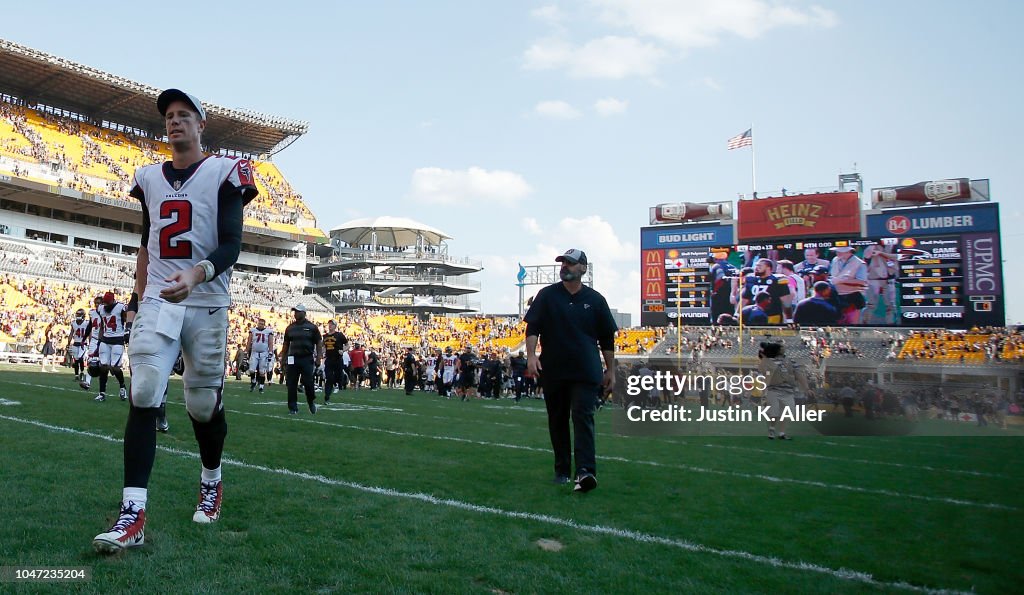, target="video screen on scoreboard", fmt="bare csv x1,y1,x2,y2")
642,234,1003,328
